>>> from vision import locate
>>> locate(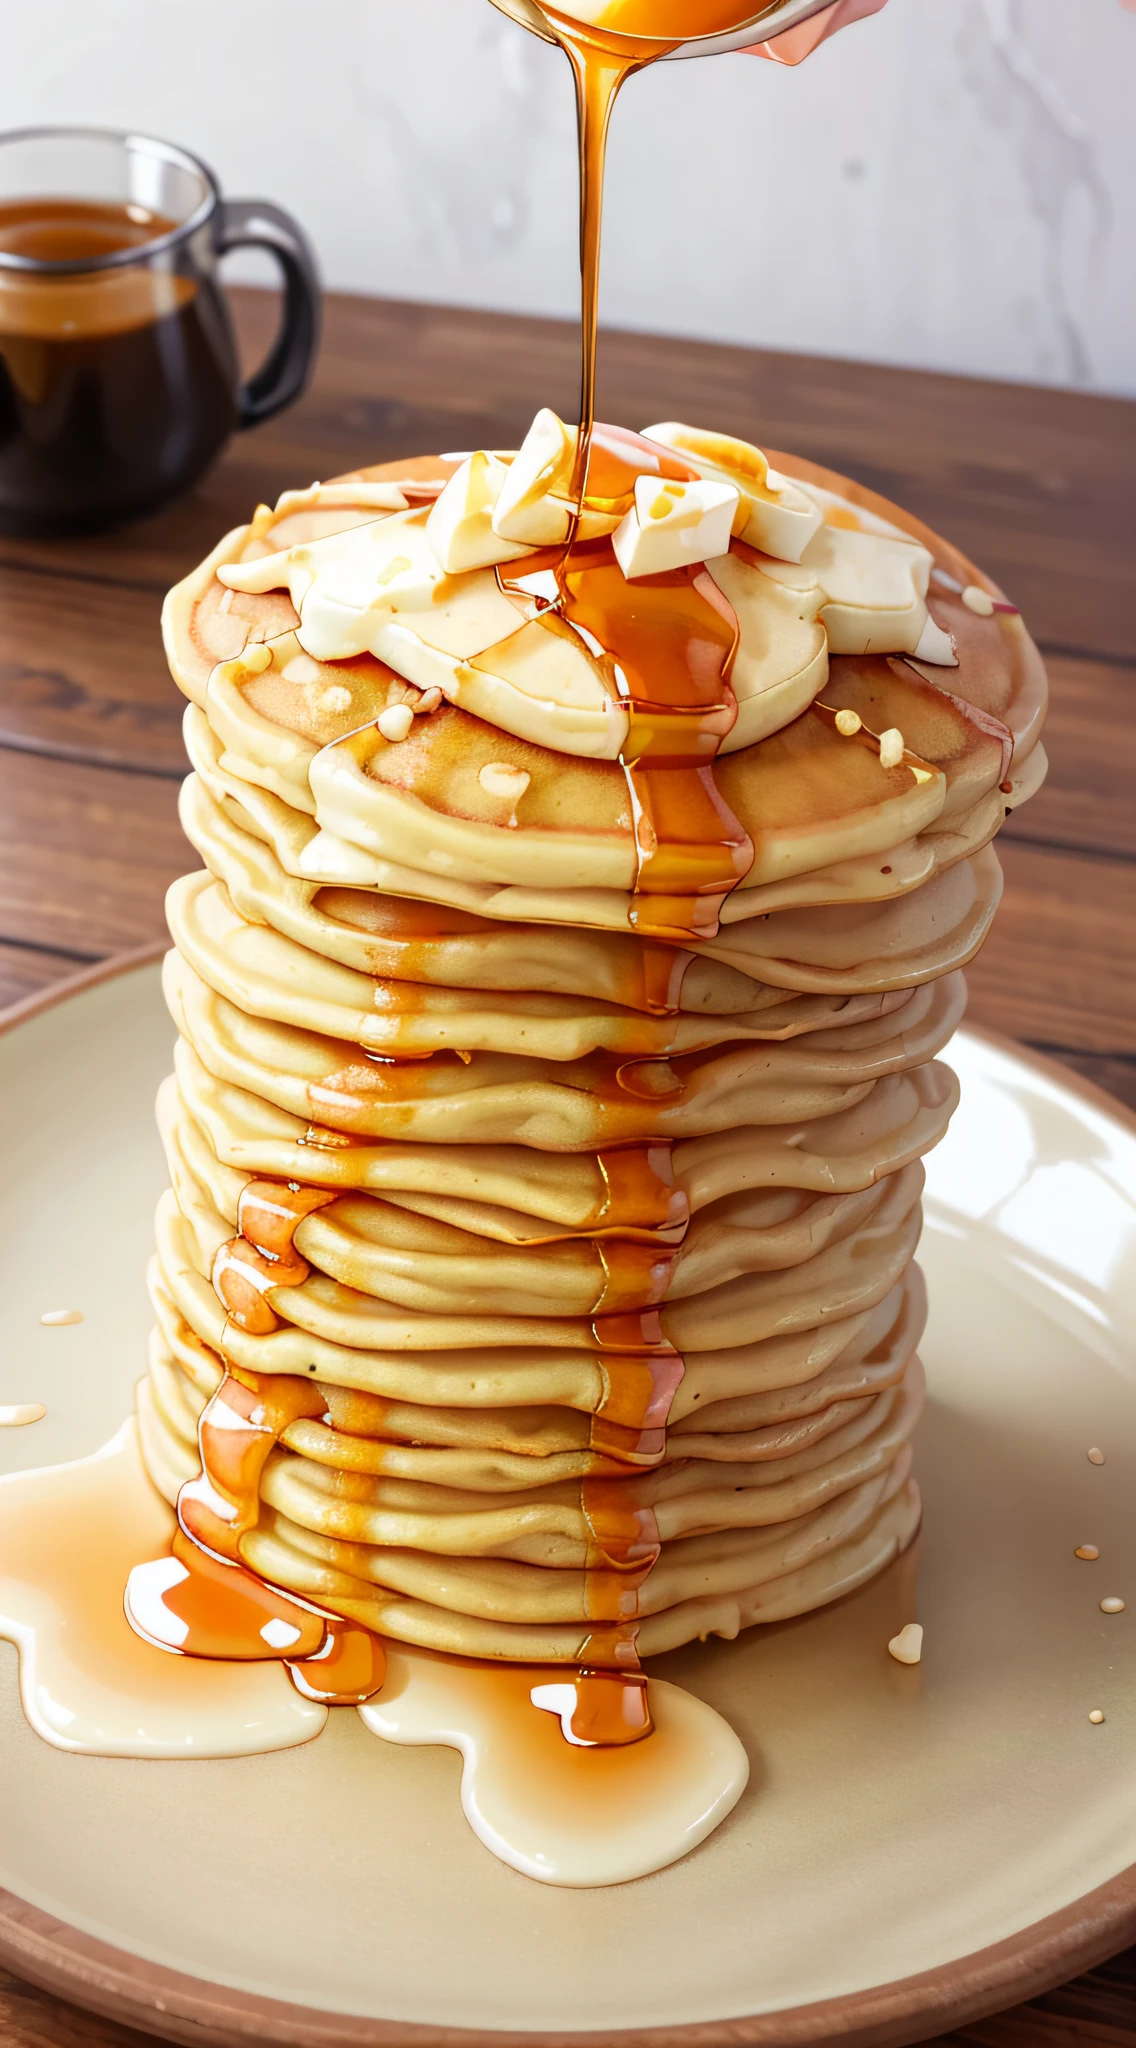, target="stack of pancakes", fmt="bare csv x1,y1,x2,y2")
138,429,1047,1669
